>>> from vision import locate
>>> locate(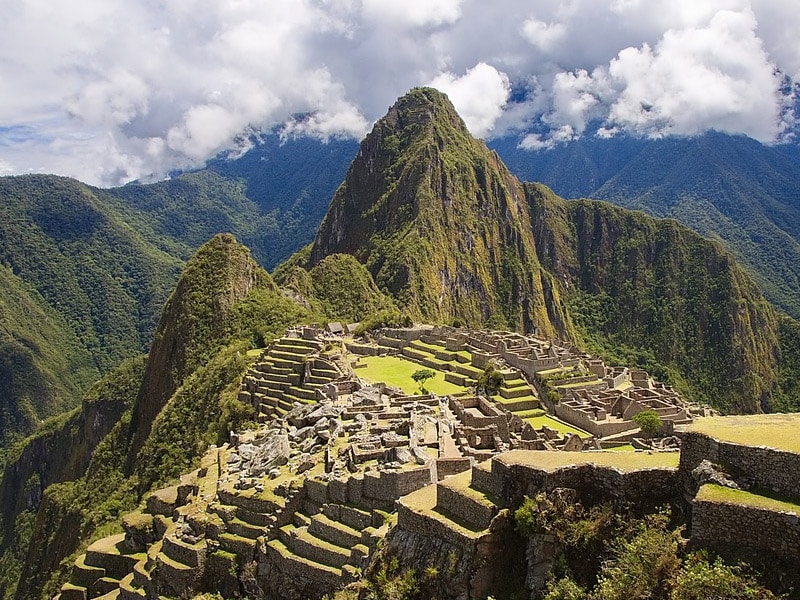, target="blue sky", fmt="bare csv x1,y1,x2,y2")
0,0,798,186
